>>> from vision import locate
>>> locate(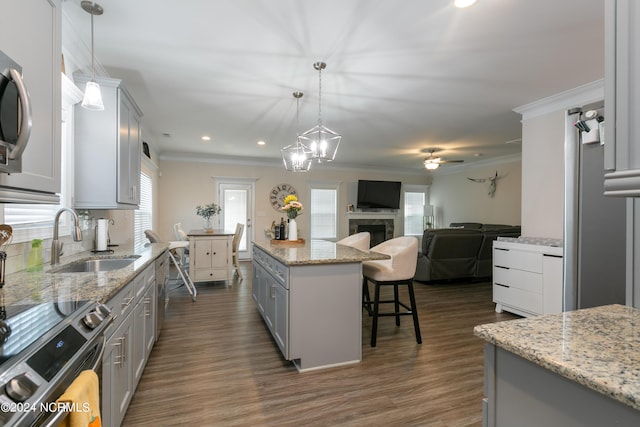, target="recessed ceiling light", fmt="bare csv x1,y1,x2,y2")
454,0,477,8
257,140,266,146
201,136,211,141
